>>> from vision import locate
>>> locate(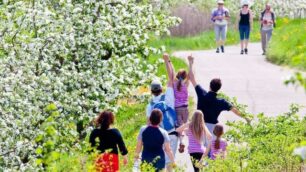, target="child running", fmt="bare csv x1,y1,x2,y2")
164,55,190,153
176,110,212,172
208,124,228,160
